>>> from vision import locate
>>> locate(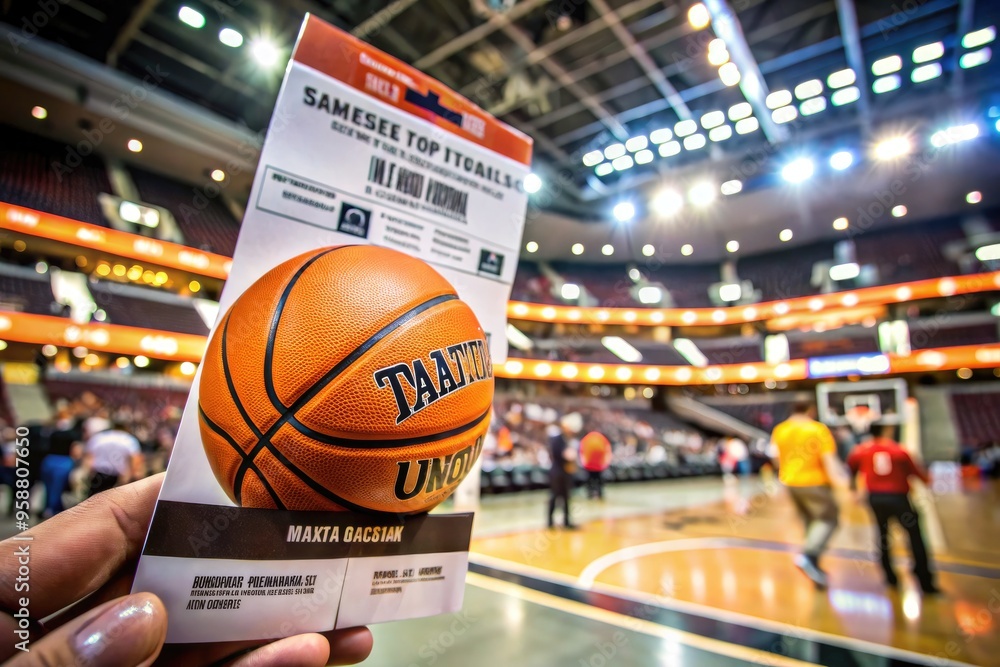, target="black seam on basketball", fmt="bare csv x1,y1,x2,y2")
286,407,490,448
259,437,373,514
199,407,285,510
232,292,459,492
263,247,346,414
